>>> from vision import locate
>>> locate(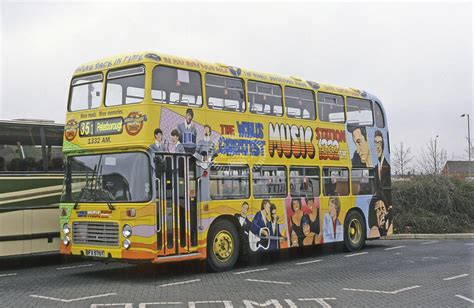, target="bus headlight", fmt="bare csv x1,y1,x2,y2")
123,239,131,249
63,236,70,246
122,225,132,238
63,223,71,235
